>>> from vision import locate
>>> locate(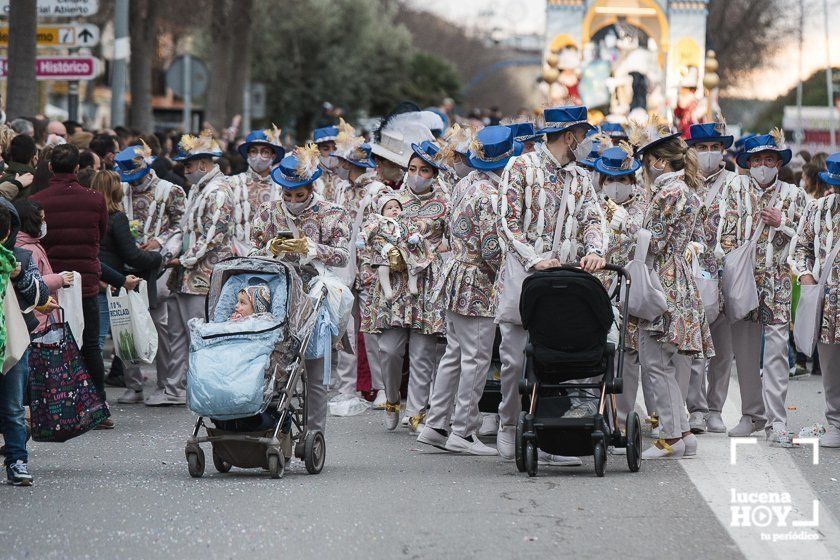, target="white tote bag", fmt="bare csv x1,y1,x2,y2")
107,280,158,364
722,187,779,322
57,271,84,349
625,229,668,322
687,245,720,325
2,287,31,374
495,172,572,326
794,243,840,357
